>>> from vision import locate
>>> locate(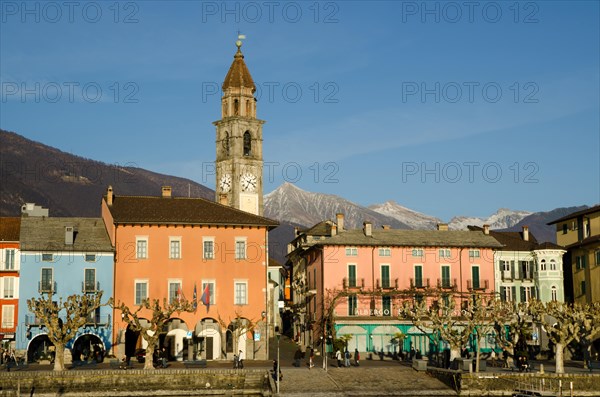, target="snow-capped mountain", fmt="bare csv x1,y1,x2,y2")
368,201,443,230
448,208,532,231
264,183,411,230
